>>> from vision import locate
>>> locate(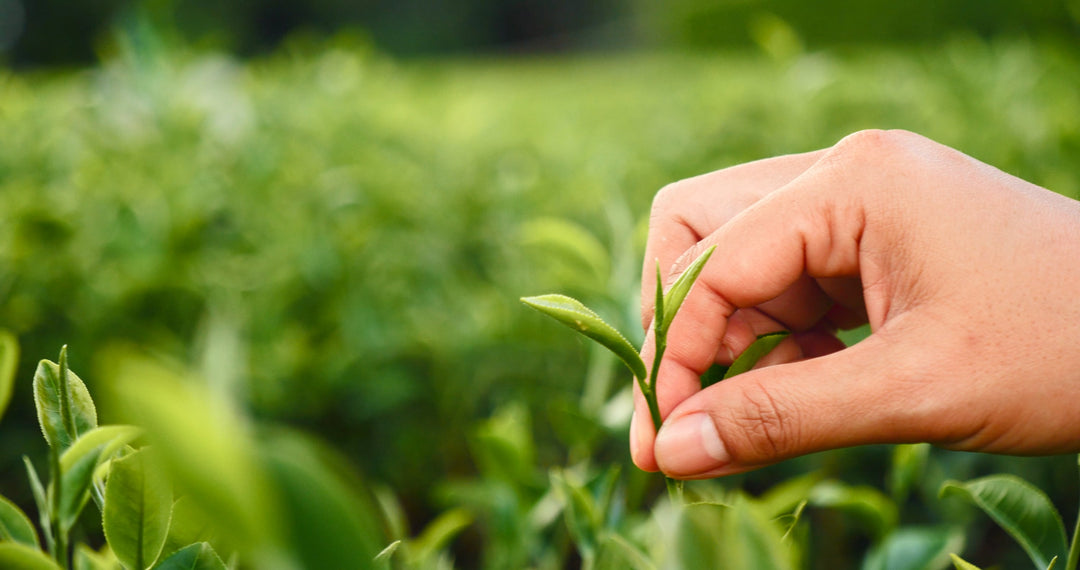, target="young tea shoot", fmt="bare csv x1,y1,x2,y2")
522,245,790,497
